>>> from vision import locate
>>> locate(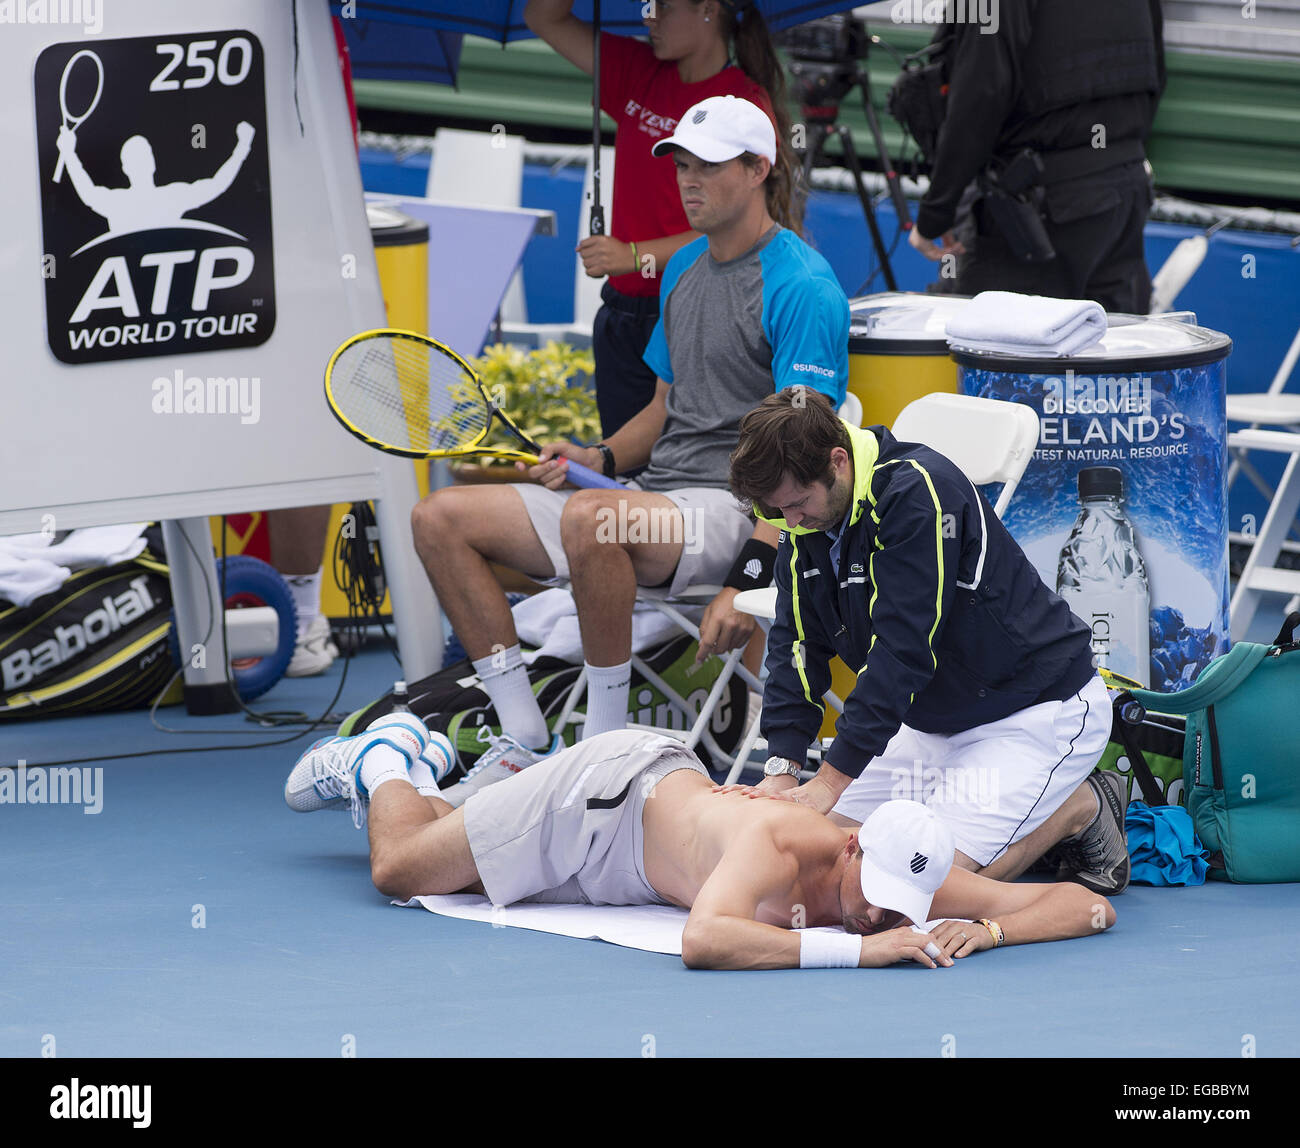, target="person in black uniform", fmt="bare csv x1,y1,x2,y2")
908,0,1164,314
